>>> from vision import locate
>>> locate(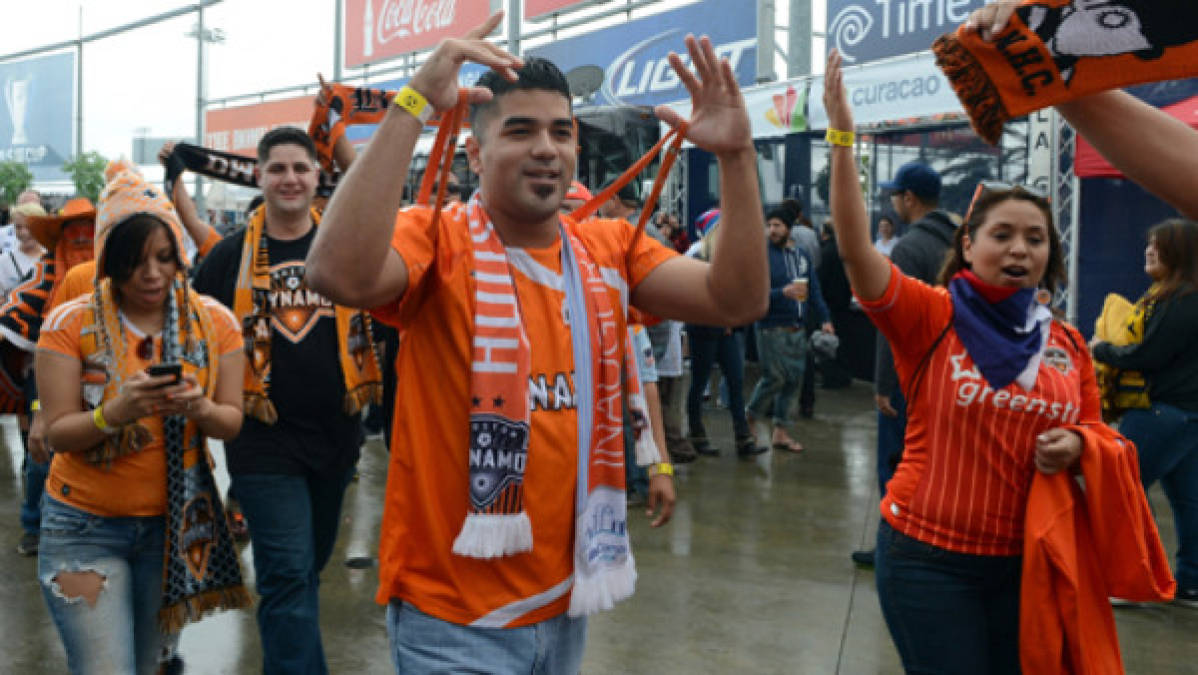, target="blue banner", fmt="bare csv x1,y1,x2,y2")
527,0,757,109
0,51,75,180
826,0,984,65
